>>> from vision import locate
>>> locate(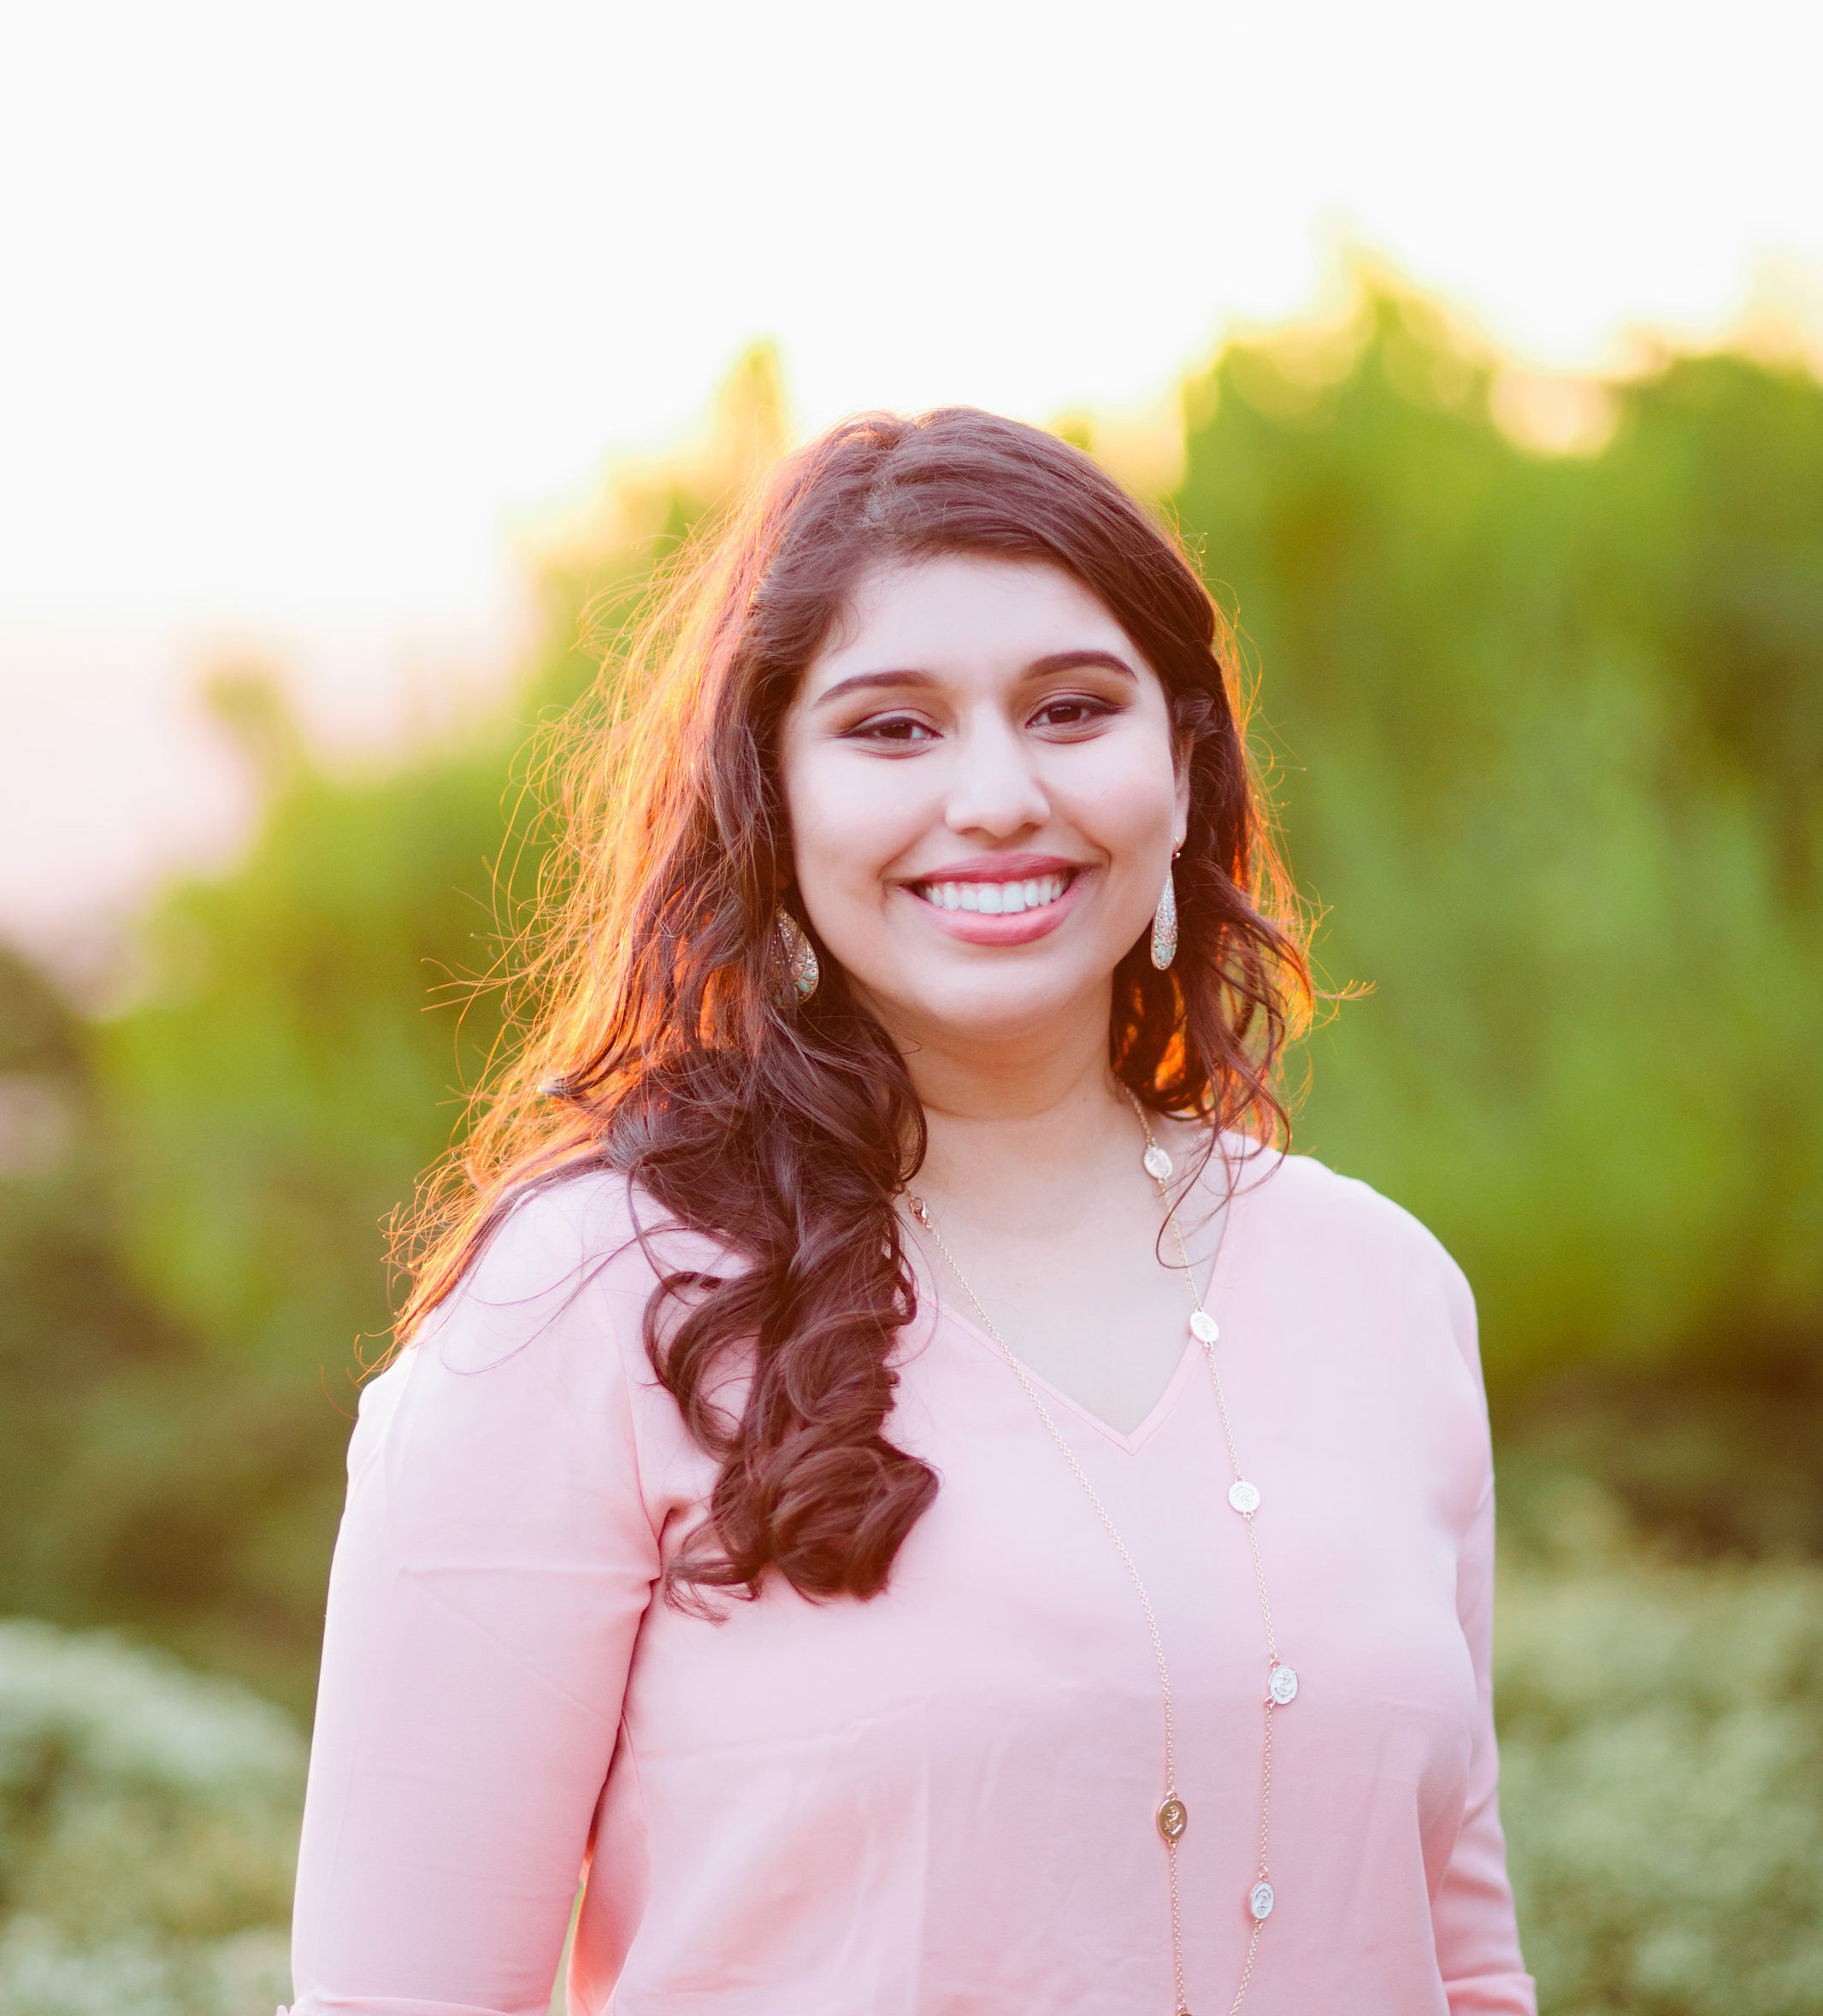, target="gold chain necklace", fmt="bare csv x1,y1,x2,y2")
906,1104,1295,2016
